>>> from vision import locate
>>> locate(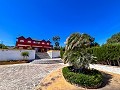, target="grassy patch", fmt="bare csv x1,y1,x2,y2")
0,60,29,65
62,66,103,89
